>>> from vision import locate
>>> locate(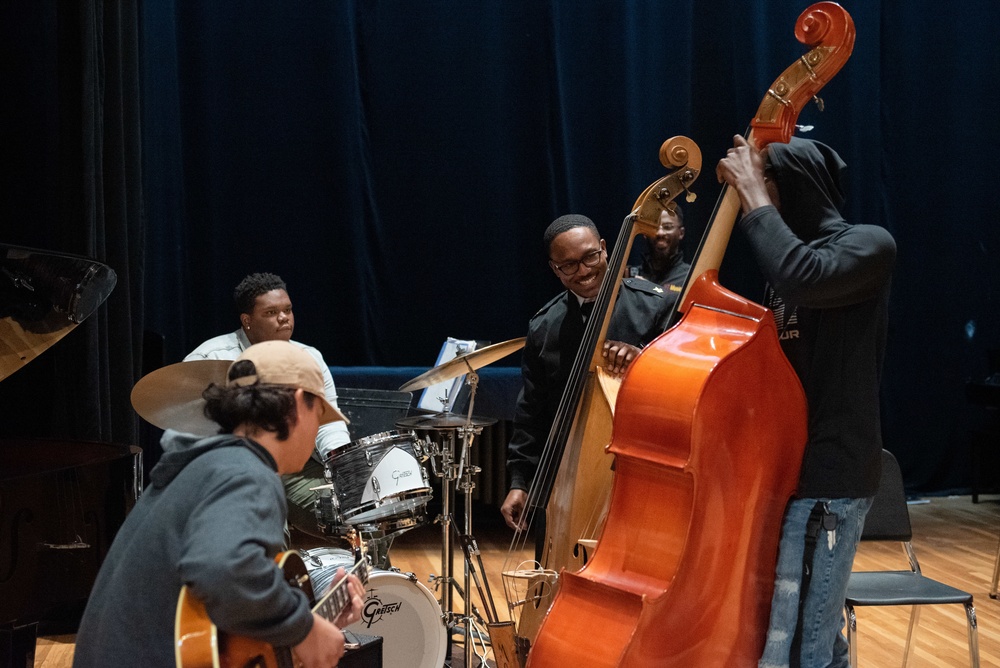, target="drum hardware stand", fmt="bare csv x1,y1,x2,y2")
423,386,458,621
460,531,519,668
426,423,487,667
459,533,500,625
311,472,412,570
429,521,490,626
427,366,497,668
357,526,395,571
